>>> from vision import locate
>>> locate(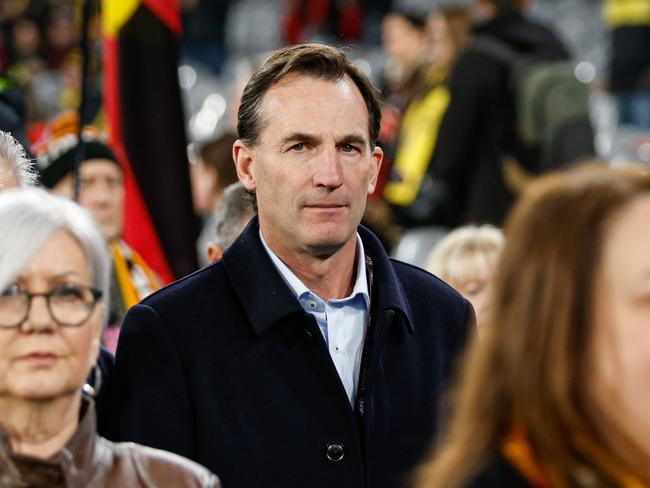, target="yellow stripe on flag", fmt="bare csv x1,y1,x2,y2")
102,0,141,38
